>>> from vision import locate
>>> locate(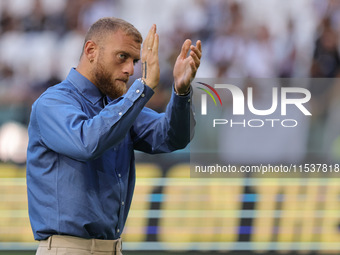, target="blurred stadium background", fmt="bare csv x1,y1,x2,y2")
0,0,339,254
